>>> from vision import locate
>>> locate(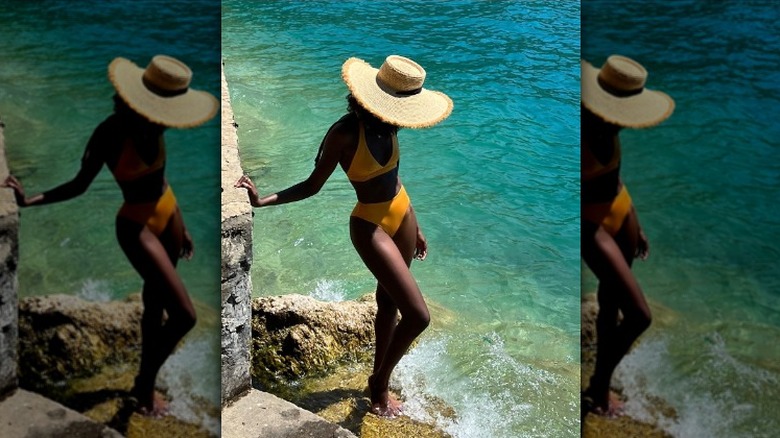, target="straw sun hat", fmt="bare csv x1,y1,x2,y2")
582,55,674,128
342,55,453,129
108,55,218,128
